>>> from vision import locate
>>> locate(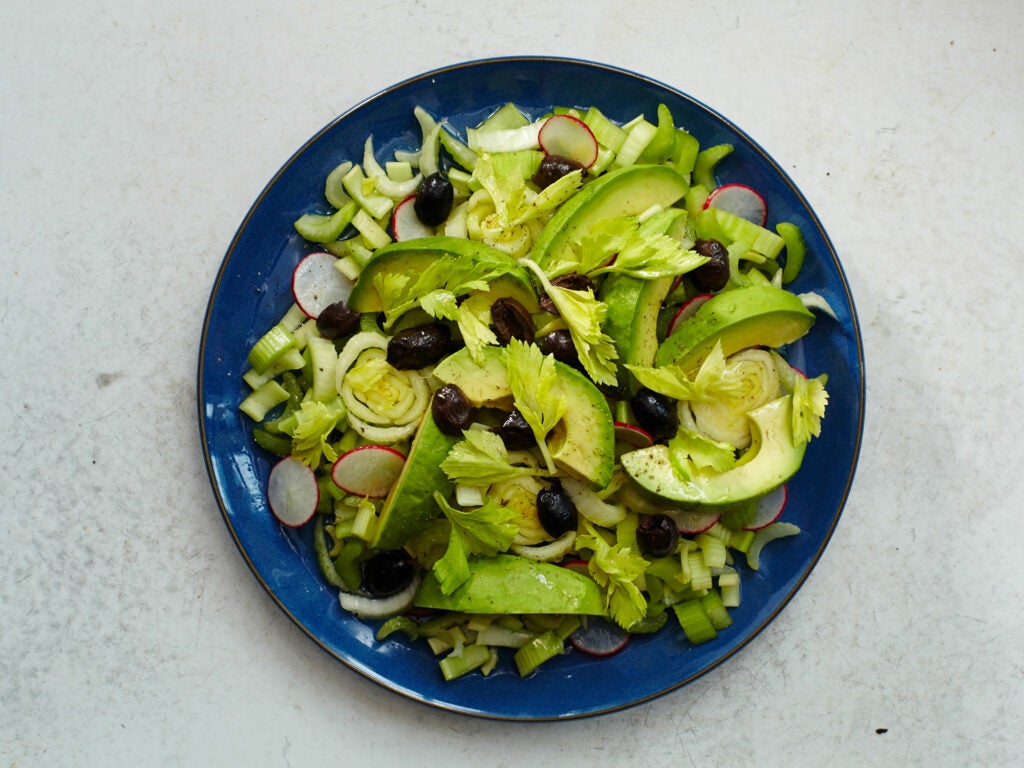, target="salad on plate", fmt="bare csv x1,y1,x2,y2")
236,98,831,681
